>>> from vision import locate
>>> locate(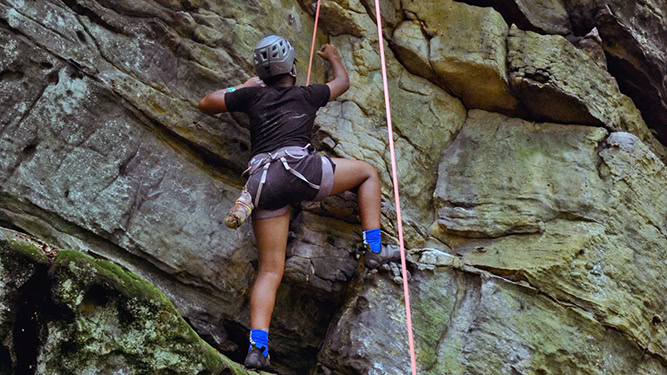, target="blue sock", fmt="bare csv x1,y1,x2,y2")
249,329,269,357
363,228,382,254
